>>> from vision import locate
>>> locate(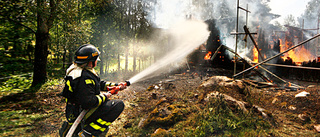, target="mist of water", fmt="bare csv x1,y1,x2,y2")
129,20,210,84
